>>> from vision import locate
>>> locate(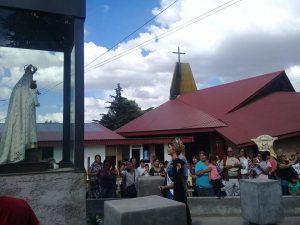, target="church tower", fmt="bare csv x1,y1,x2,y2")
170,48,197,100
